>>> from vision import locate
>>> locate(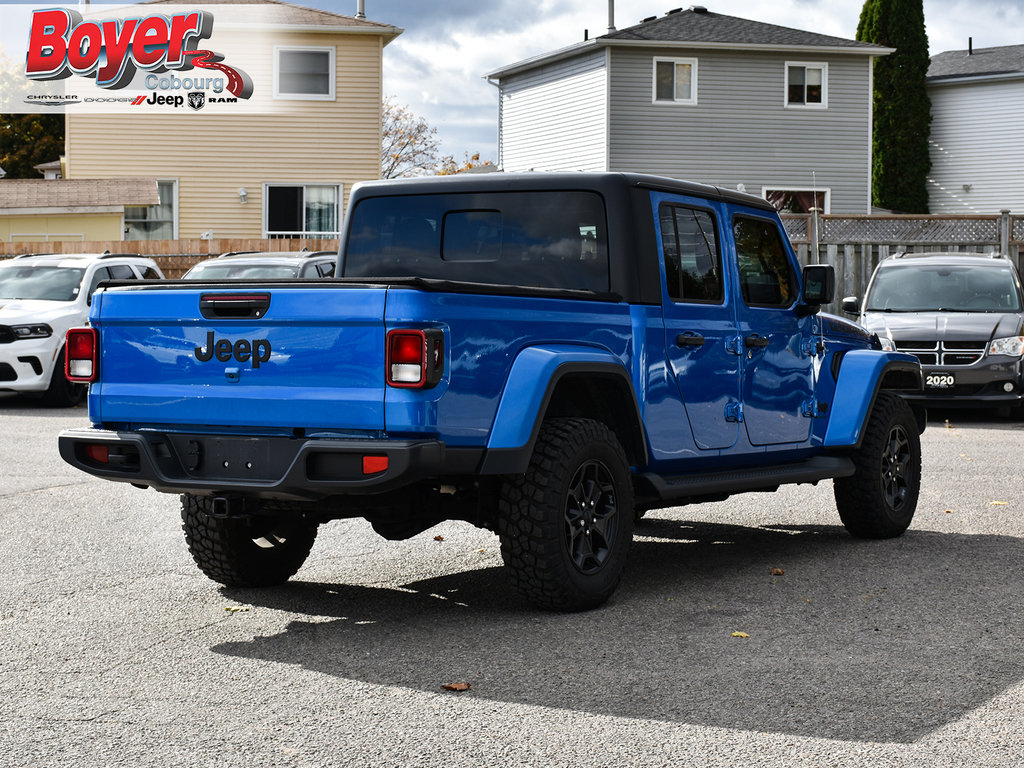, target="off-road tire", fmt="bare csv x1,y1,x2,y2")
181,494,317,587
498,417,634,611
41,349,86,407
834,392,921,539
